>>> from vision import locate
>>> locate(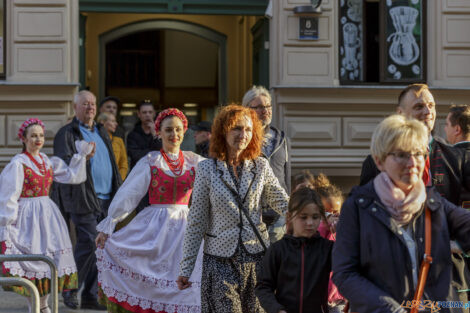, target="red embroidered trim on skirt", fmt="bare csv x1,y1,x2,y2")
99,284,200,313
